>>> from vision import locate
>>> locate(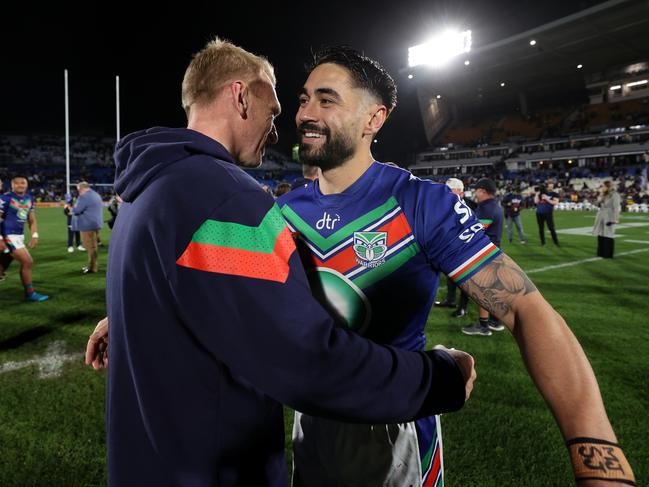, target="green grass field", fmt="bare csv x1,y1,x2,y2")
0,208,647,486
